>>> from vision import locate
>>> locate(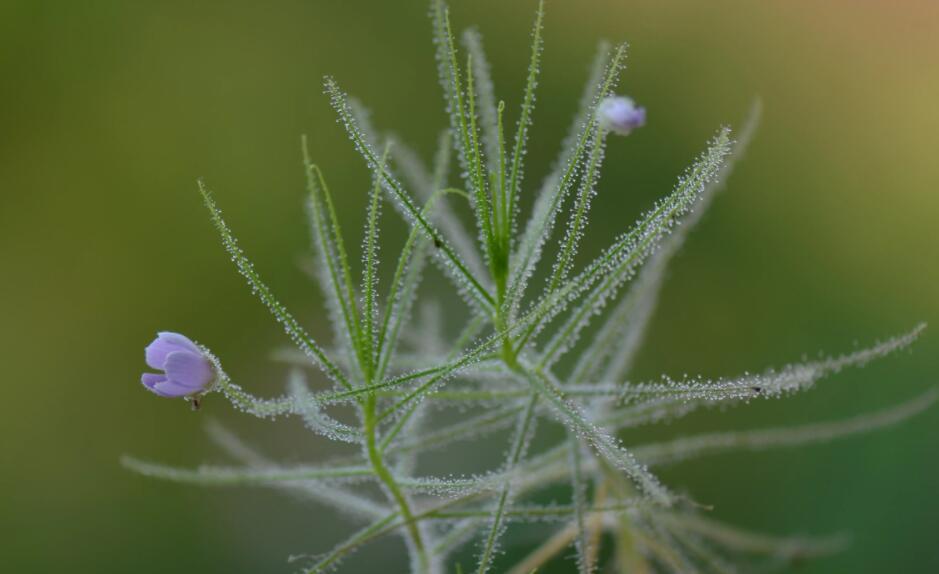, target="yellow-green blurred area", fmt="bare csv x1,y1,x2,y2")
1,0,937,571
